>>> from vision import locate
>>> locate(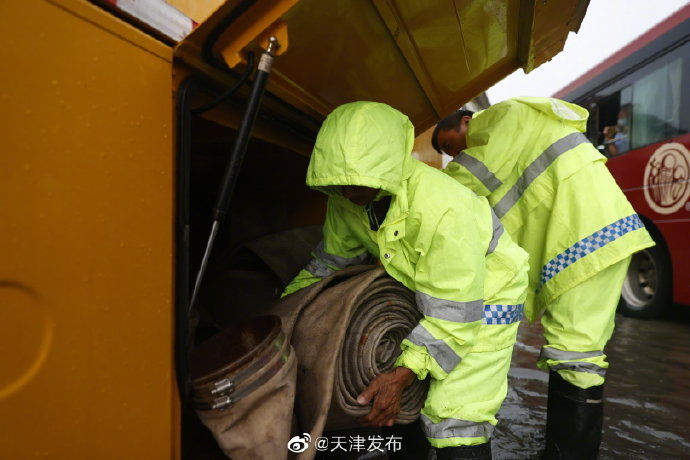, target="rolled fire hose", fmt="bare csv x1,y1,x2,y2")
270,266,429,459
328,275,428,428
191,267,428,460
